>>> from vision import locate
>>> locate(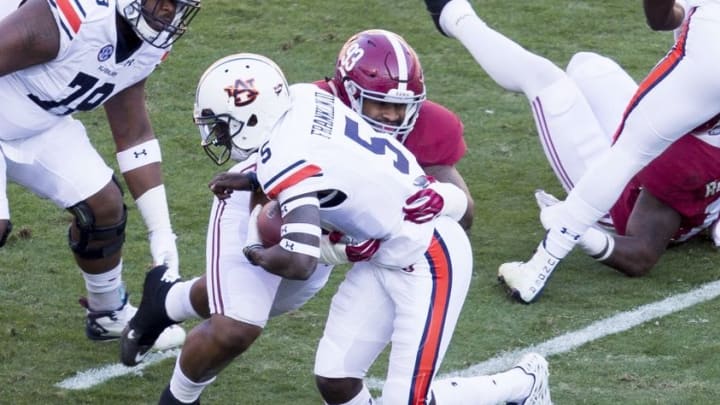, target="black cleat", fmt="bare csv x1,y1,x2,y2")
424,0,453,36
120,264,180,366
